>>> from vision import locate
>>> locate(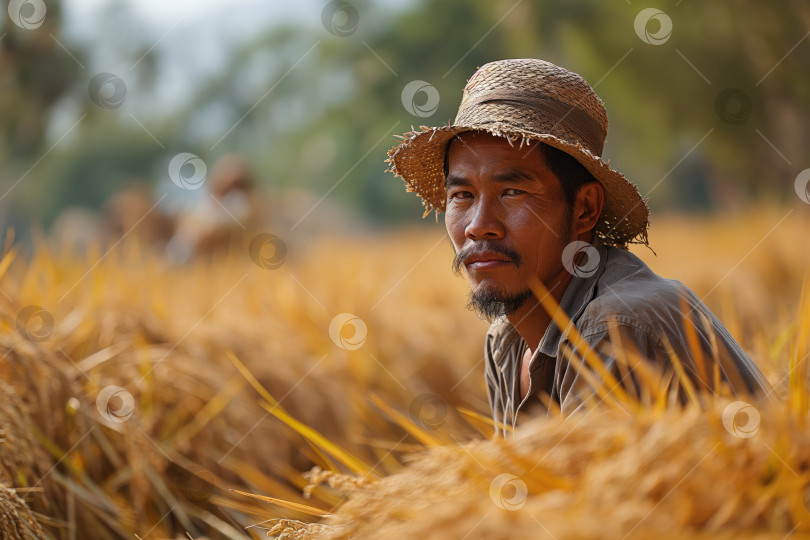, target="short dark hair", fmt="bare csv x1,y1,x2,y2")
442,135,596,209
